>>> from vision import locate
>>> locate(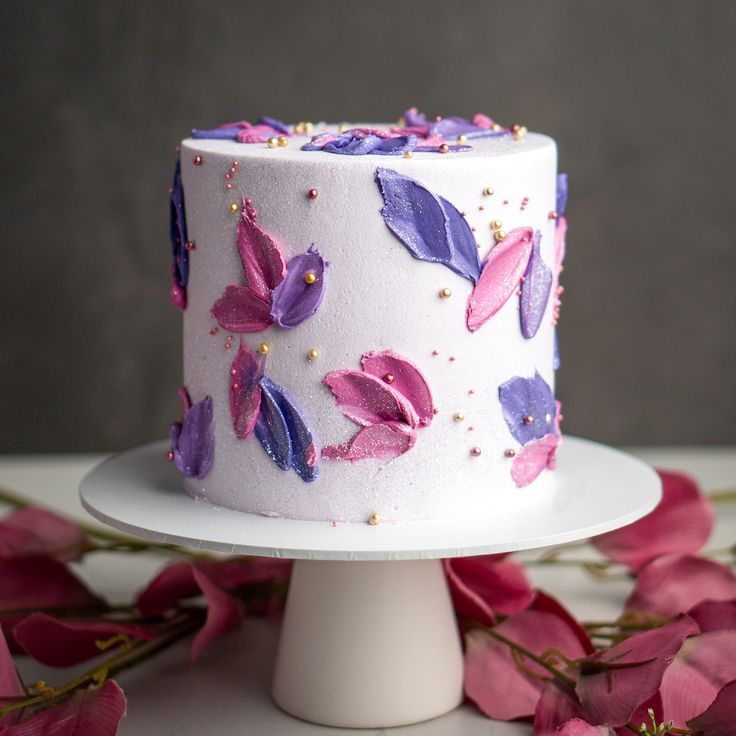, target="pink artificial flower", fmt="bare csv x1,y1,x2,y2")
575,615,699,727
0,507,87,561
555,718,613,735
444,554,534,627
592,470,714,571
13,614,158,667
534,682,588,736
626,554,736,617
687,679,736,736
0,679,126,735
464,608,591,721
688,598,736,633
0,625,23,727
